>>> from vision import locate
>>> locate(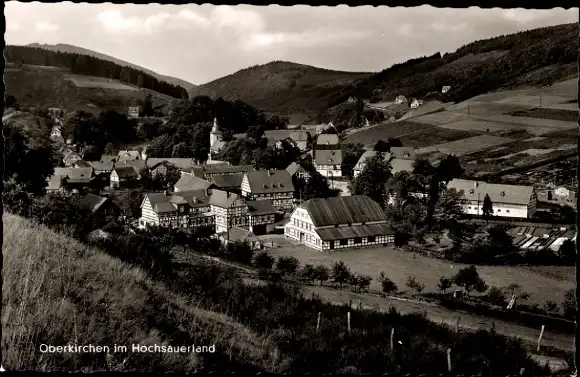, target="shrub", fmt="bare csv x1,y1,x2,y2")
562,289,576,319
544,300,558,313
486,286,508,307
406,276,425,294
437,277,453,294
313,264,330,285
275,256,300,276
299,264,317,284
378,272,398,294
453,266,488,296
330,261,352,288
252,251,275,271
